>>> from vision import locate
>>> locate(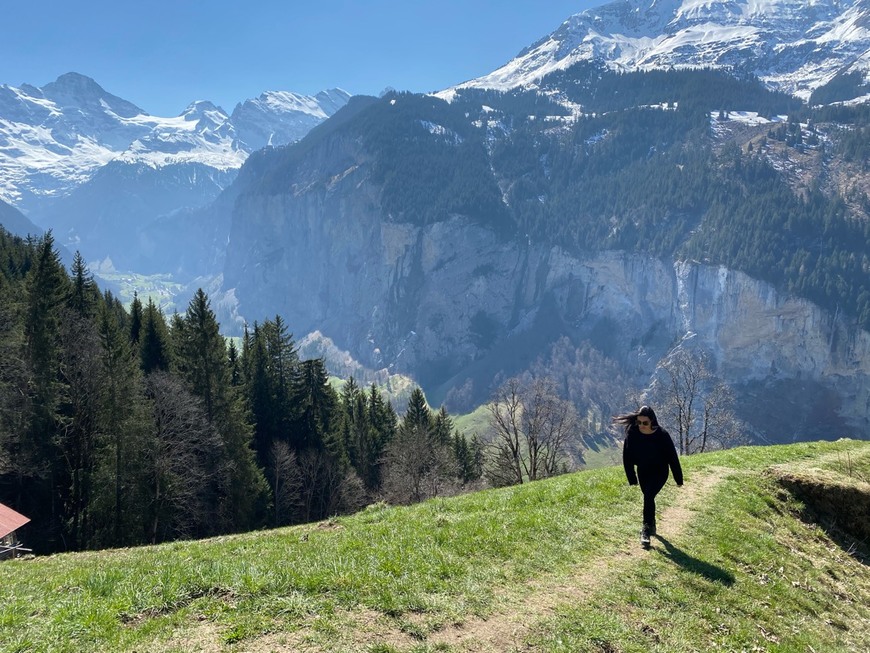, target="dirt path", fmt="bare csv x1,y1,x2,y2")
424,466,730,652
173,467,730,653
